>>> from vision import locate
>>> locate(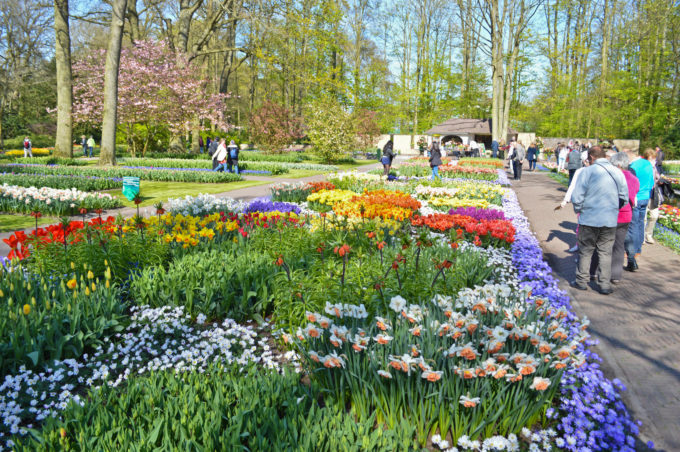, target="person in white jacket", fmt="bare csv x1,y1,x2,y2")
557,144,569,171
555,157,590,252
212,139,228,172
